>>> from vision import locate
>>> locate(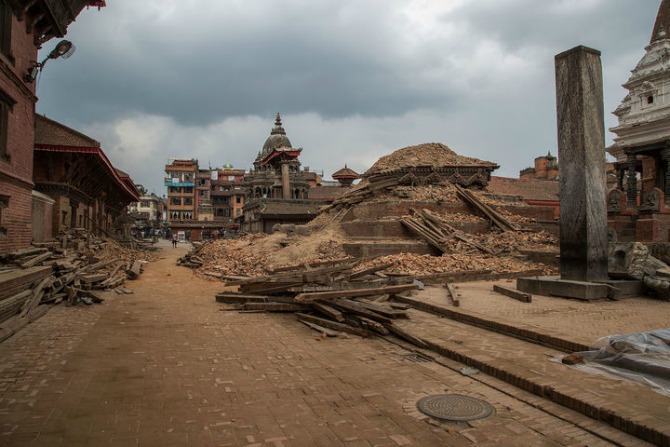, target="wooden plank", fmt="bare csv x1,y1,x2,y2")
351,300,408,319
295,313,373,338
313,302,345,322
493,284,532,303
348,315,390,335
298,320,340,337
294,284,419,303
215,293,271,304
242,303,311,312
127,260,143,279
455,185,520,231
445,283,460,307
330,299,392,323
18,252,52,268
0,305,49,343
79,273,109,284
383,323,428,348
350,263,393,279
18,276,52,318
